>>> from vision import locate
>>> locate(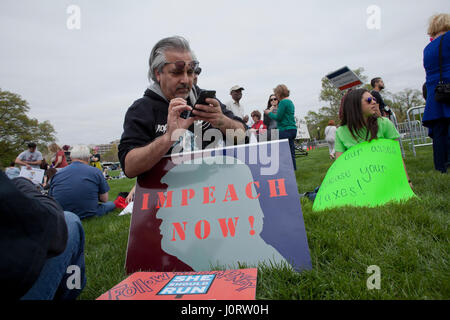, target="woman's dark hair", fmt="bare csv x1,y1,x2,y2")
341,88,378,142
266,94,277,109
40,159,48,170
